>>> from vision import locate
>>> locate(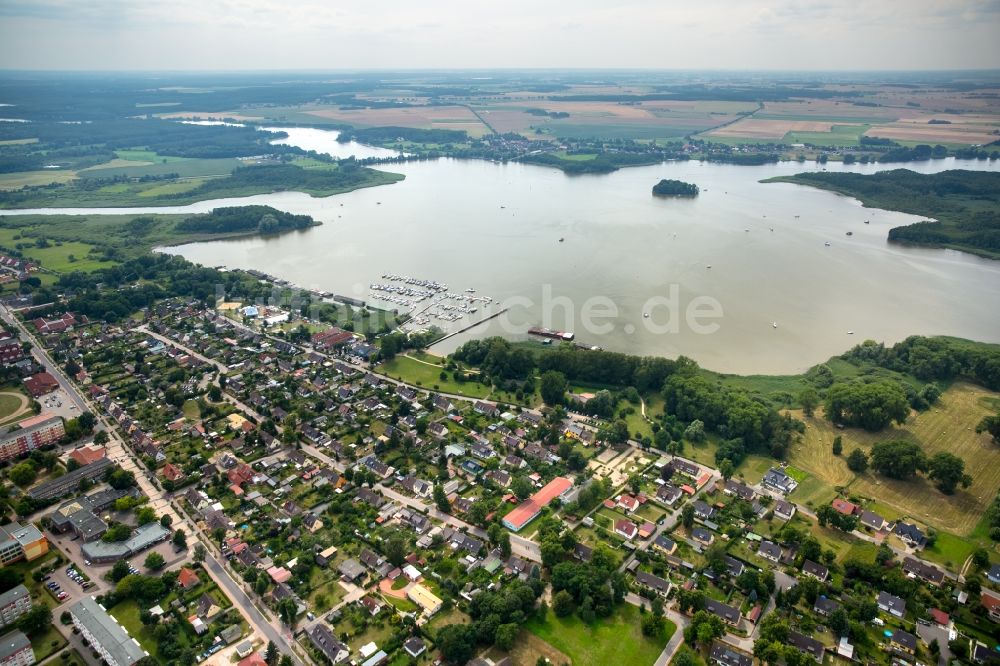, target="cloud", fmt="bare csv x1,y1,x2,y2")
0,0,997,69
